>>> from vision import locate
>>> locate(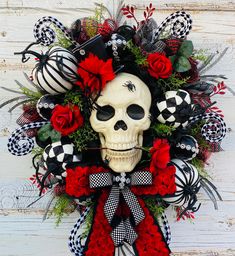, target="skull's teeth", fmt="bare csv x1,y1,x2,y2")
105,141,137,150
106,148,138,157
